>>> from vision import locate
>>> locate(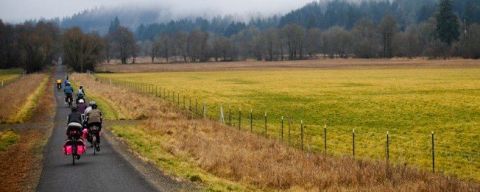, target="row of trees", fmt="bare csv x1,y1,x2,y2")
135,0,480,63
0,17,138,72
0,20,60,72
1,0,479,72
